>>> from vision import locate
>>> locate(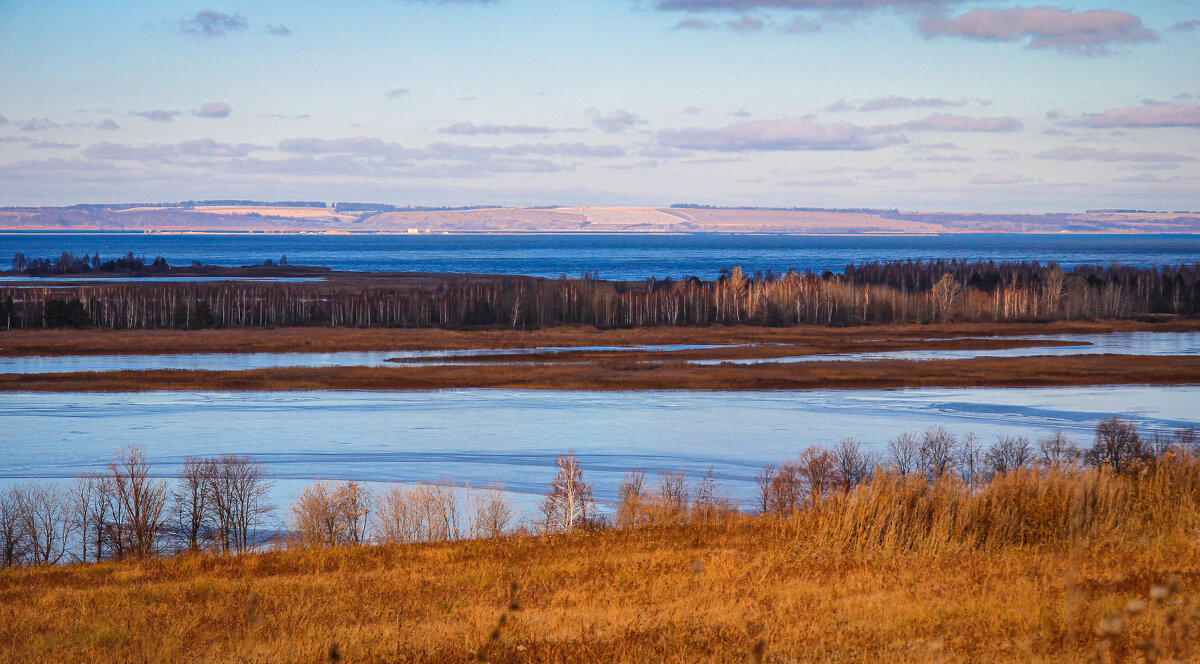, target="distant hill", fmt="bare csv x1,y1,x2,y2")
2,204,1198,234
